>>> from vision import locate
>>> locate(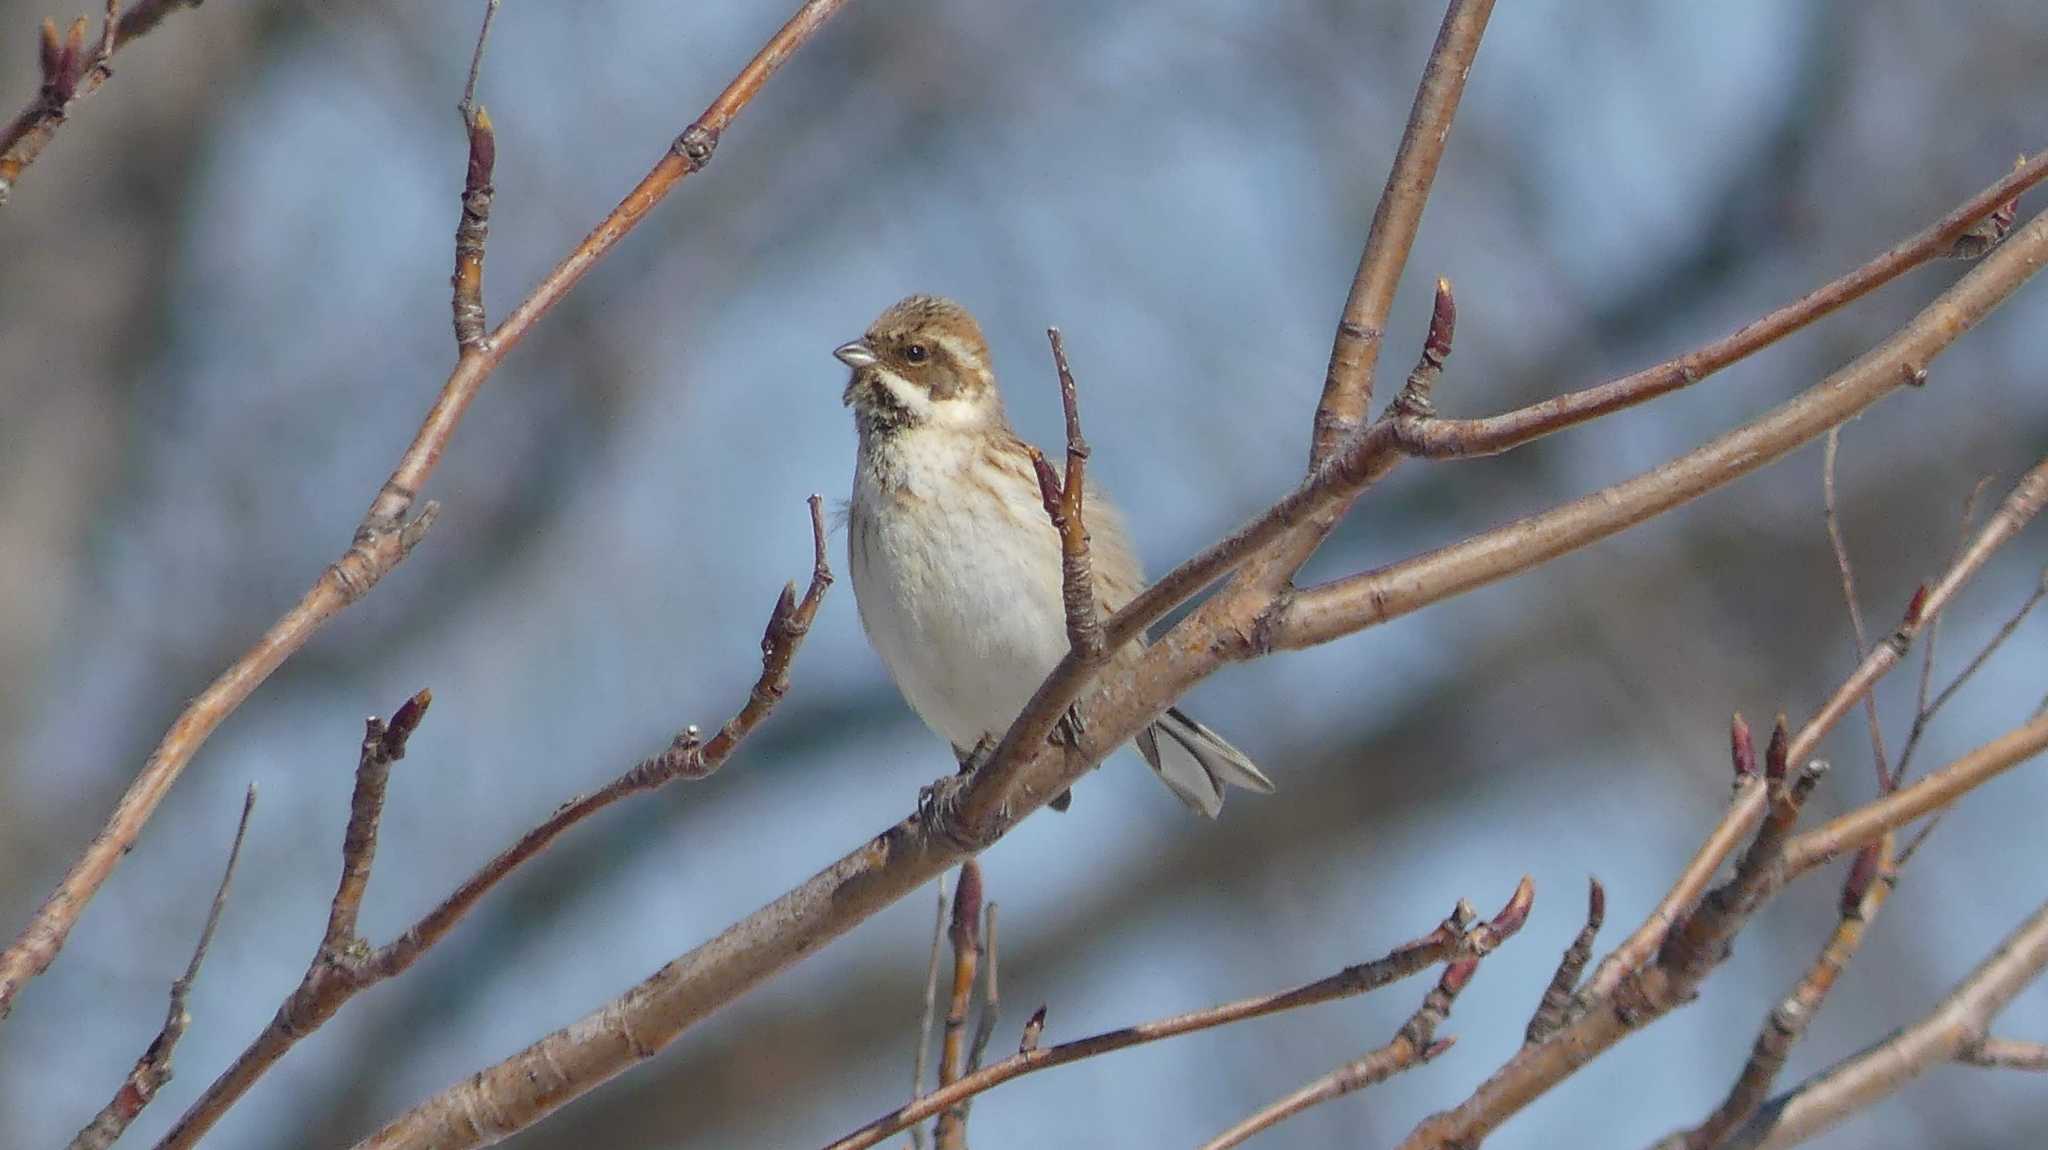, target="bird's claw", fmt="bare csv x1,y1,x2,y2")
1052,706,1086,748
